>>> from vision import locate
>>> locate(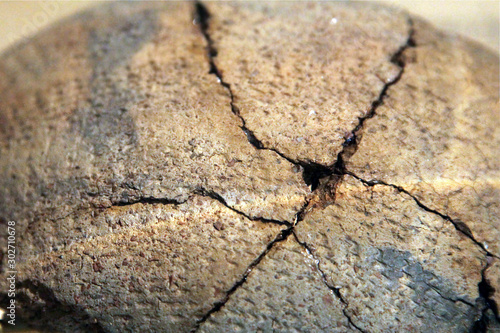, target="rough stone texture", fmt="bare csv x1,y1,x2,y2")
0,1,498,332
485,257,500,314
1,195,284,332
206,2,410,165
198,237,354,333
0,1,307,262
344,18,500,257
295,176,486,332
